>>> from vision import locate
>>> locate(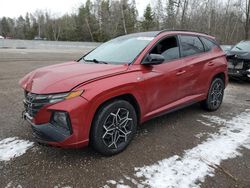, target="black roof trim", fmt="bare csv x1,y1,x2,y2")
123,31,160,38
118,30,210,39
158,29,209,36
